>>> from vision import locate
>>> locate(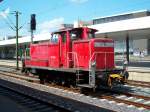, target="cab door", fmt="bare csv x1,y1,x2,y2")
60,32,67,67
